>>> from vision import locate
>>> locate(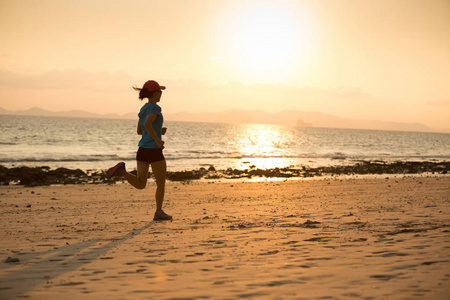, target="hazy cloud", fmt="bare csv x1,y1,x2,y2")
207,56,225,60
426,98,450,106
0,69,135,92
